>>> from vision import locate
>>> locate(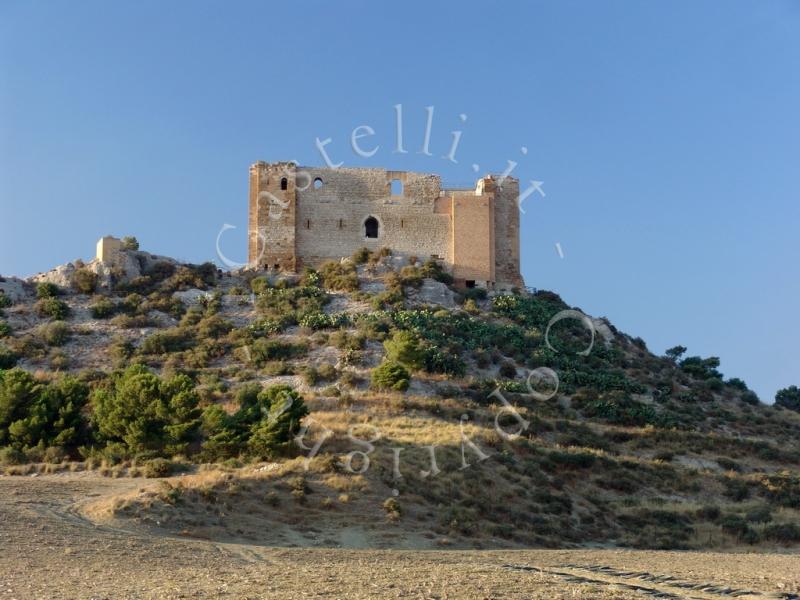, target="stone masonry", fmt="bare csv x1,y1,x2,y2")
248,162,524,290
